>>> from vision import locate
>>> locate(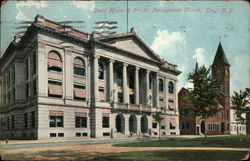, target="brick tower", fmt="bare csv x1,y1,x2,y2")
212,42,231,134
